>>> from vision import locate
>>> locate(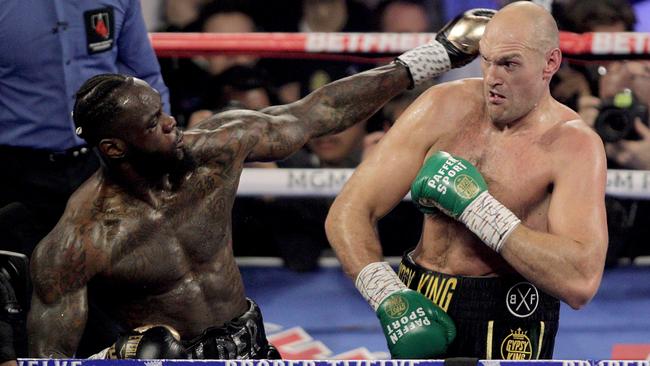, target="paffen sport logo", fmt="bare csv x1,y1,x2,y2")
506,282,539,318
